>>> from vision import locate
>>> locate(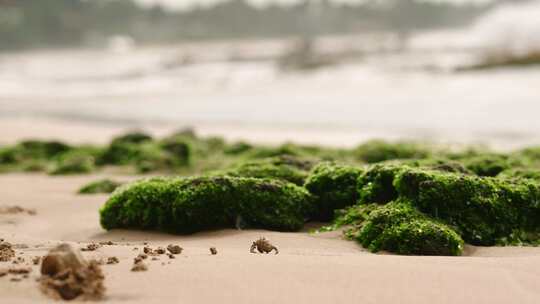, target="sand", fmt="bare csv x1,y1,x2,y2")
0,172,539,304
